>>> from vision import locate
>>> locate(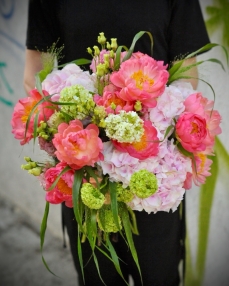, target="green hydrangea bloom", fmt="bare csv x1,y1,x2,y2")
129,169,158,199
116,184,134,203
98,205,122,233
81,183,105,209
47,111,65,129
60,85,95,119
104,110,144,143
